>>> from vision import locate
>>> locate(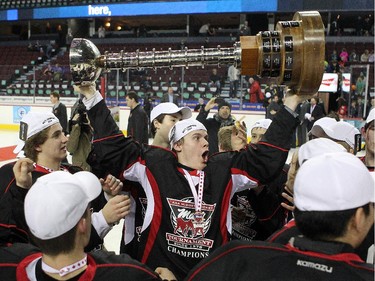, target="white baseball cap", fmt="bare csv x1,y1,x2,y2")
250,119,272,132
298,138,346,166
366,108,375,124
13,111,60,154
325,121,360,149
25,171,101,240
169,119,207,147
150,102,192,123
294,152,375,211
308,117,337,138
